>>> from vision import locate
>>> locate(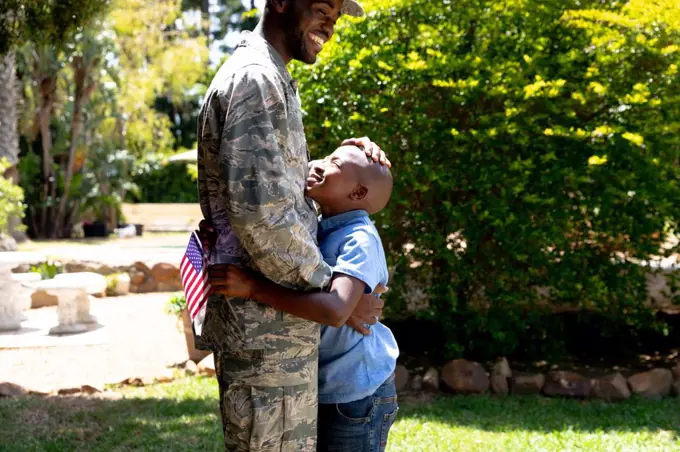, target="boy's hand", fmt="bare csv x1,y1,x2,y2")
208,264,258,299
342,137,391,168
345,286,387,335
